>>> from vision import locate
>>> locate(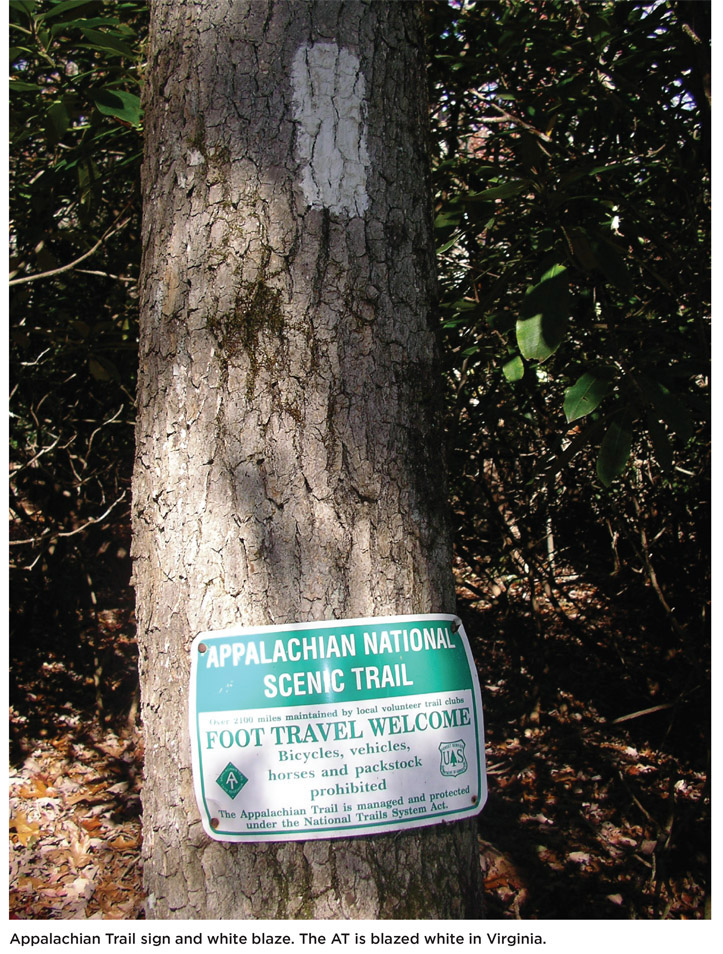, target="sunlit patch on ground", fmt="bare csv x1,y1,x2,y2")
9,726,144,919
